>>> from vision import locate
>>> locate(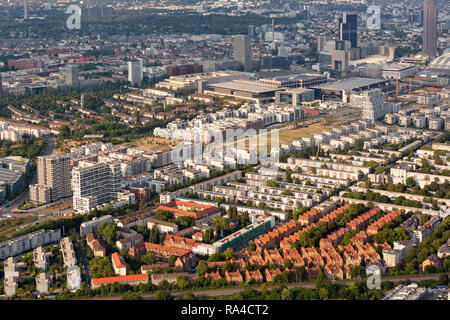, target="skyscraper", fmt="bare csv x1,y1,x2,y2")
29,155,72,204
248,25,255,37
128,59,143,86
232,35,252,71
339,12,358,48
423,0,437,57
24,0,28,19
64,64,79,86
